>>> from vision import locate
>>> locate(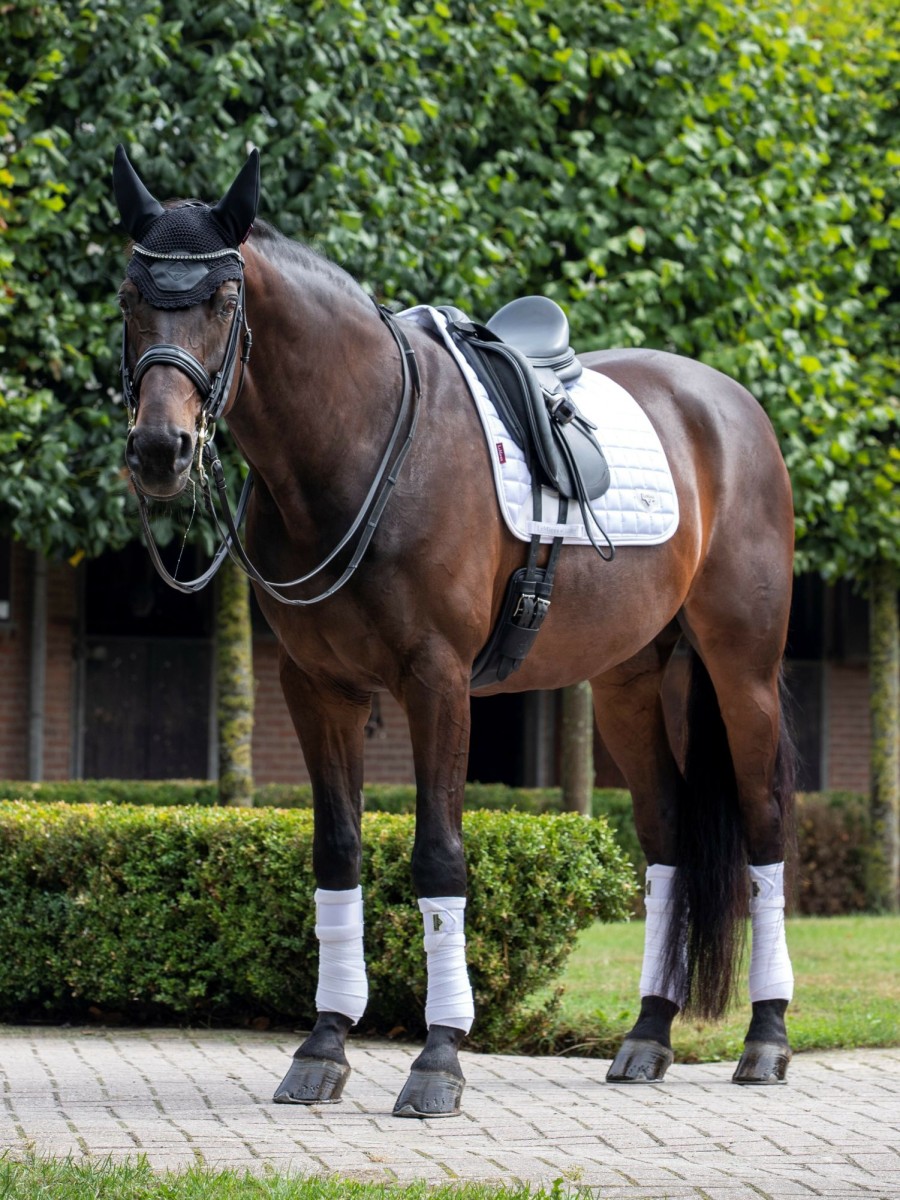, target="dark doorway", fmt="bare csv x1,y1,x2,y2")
80,544,213,779
467,694,526,785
